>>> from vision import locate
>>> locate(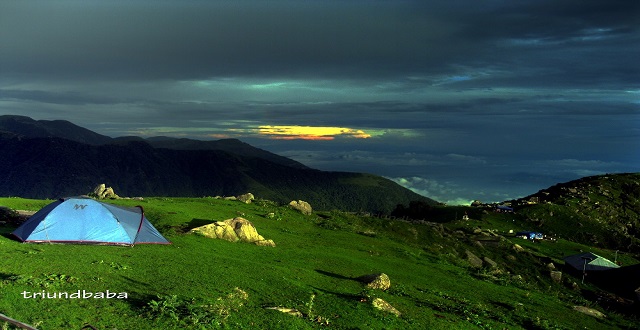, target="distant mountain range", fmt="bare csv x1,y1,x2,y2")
0,115,435,212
